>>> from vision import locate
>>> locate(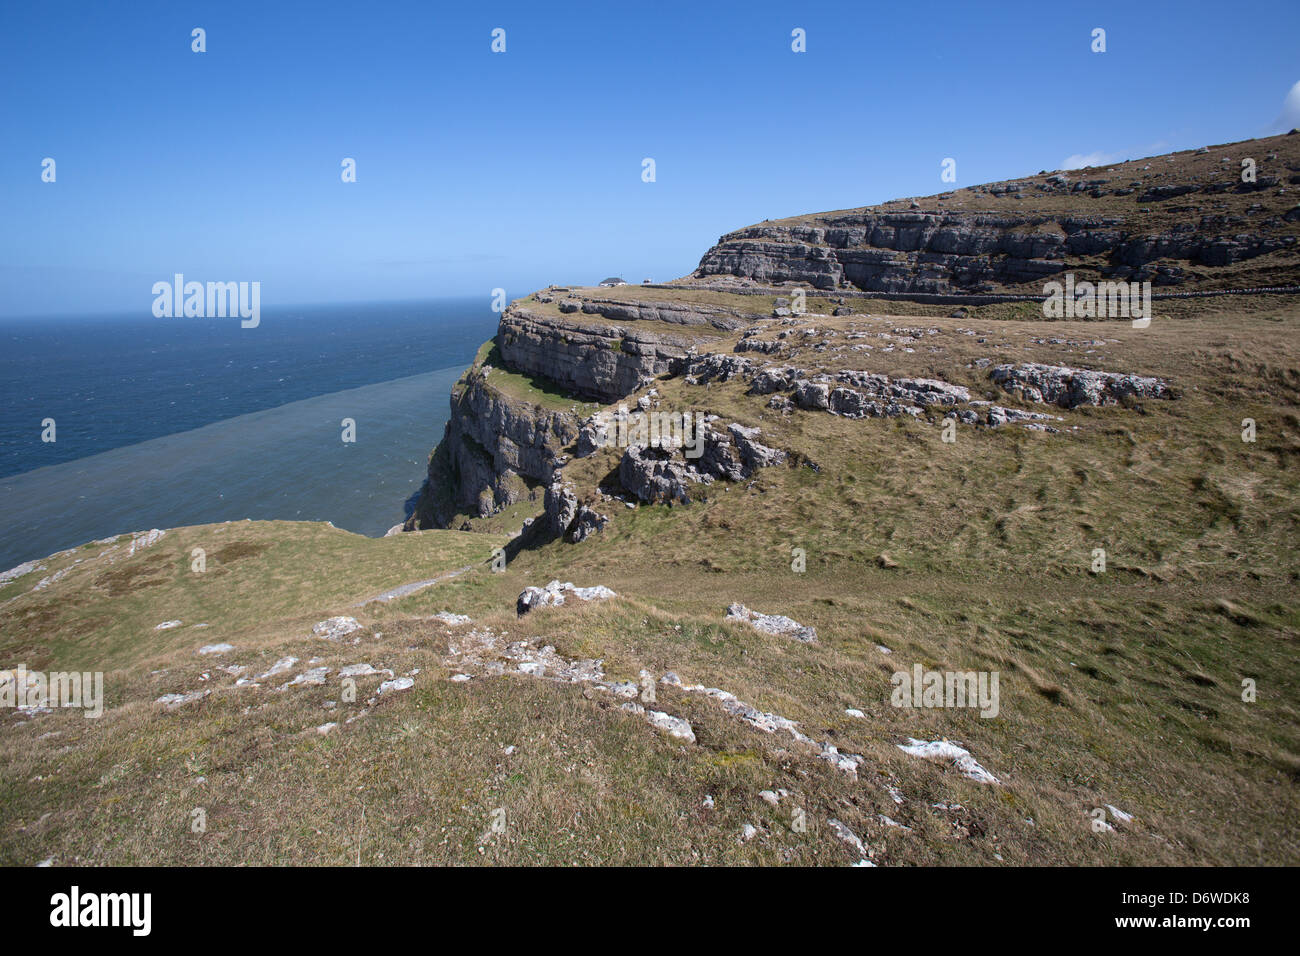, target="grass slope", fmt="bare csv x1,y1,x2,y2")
2,298,1297,866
